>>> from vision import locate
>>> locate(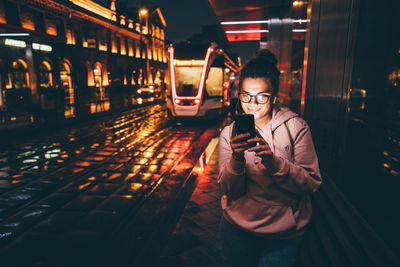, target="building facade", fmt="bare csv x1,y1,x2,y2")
0,0,168,127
